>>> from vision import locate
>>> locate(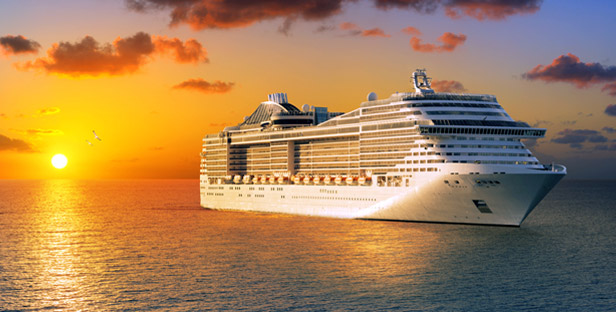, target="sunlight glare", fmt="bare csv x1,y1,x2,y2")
51,154,68,169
